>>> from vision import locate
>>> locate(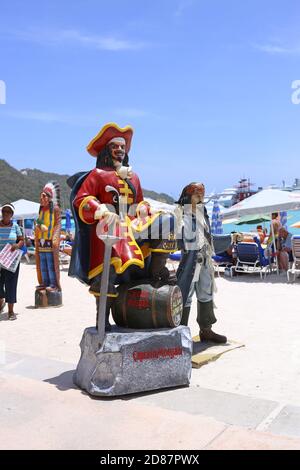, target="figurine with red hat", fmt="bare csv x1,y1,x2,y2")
68,122,177,330
35,181,62,307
